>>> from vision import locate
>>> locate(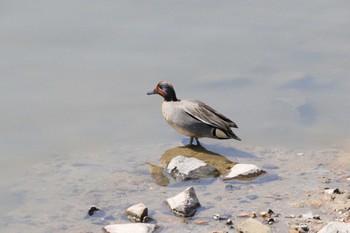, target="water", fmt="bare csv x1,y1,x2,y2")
1,1,350,232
